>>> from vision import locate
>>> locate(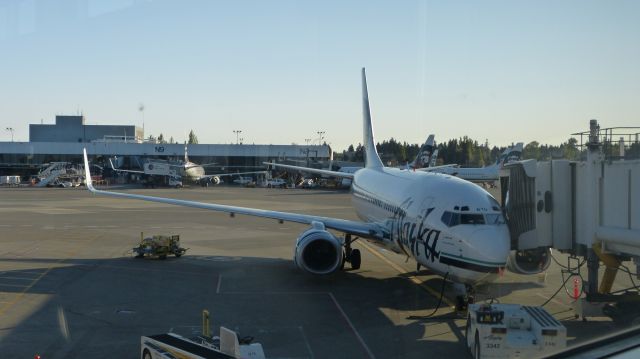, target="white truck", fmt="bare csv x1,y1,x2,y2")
465,303,566,358
264,178,286,188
